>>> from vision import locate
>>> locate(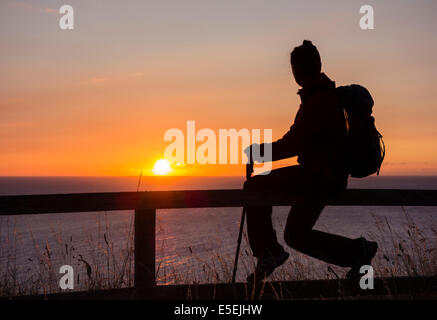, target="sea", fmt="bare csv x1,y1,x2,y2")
0,176,436,292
